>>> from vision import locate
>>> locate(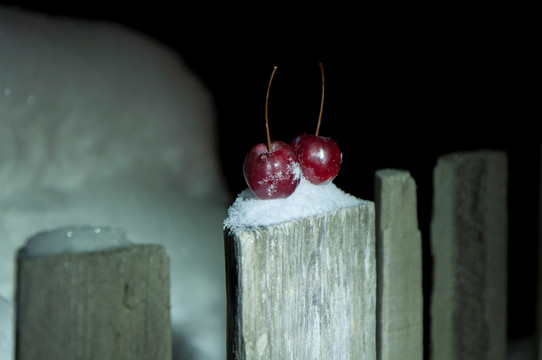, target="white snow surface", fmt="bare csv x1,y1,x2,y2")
21,226,132,257
0,6,228,360
0,6,226,199
224,177,365,230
